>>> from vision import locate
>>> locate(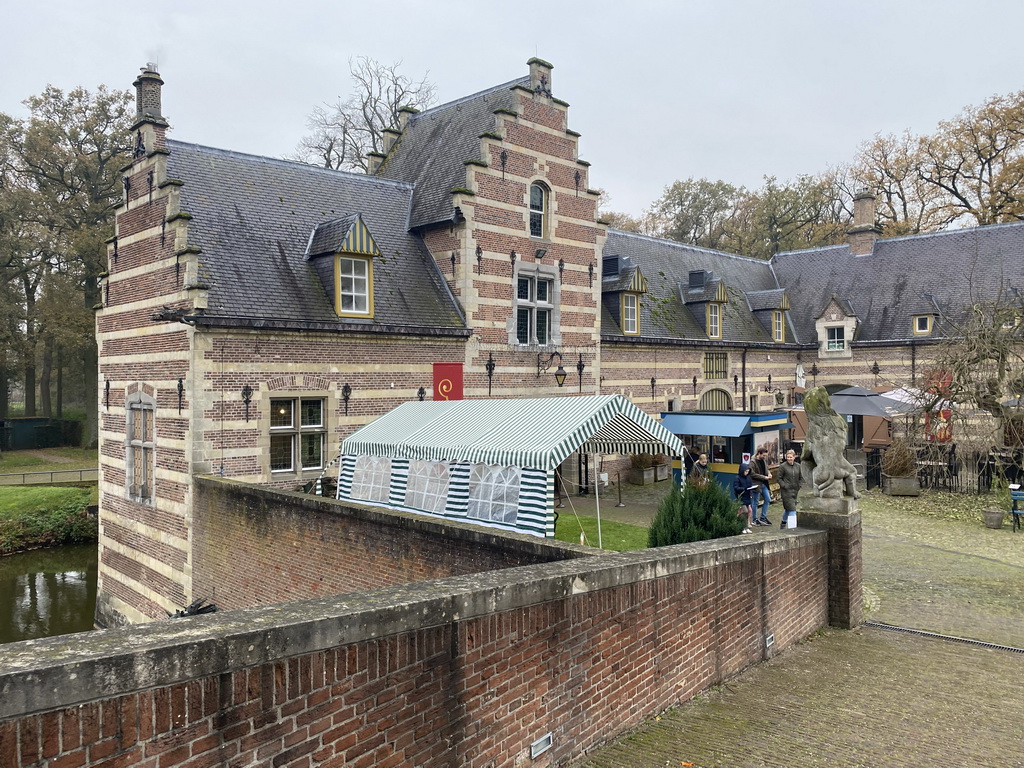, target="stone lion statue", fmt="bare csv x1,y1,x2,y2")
801,387,860,499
